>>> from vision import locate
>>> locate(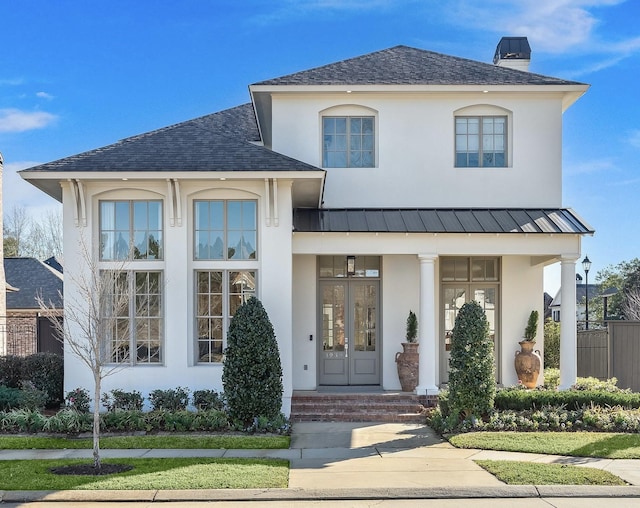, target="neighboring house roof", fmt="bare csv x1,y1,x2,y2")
43,256,64,274
253,45,585,87
550,283,600,307
4,258,63,310
21,104,320,175
293,208,594,234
